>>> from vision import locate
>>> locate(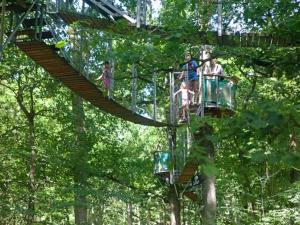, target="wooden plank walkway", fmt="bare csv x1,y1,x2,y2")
56,11,160,36
16,41,168,127
57,11,299,47
177,158,199,183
